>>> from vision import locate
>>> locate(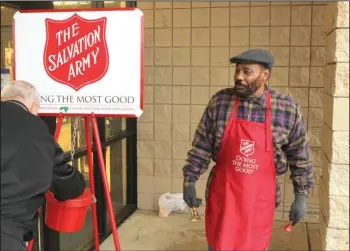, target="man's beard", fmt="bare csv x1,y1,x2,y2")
234,80,259,97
